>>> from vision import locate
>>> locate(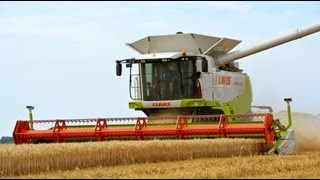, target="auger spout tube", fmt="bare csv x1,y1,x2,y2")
215,22,320,66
